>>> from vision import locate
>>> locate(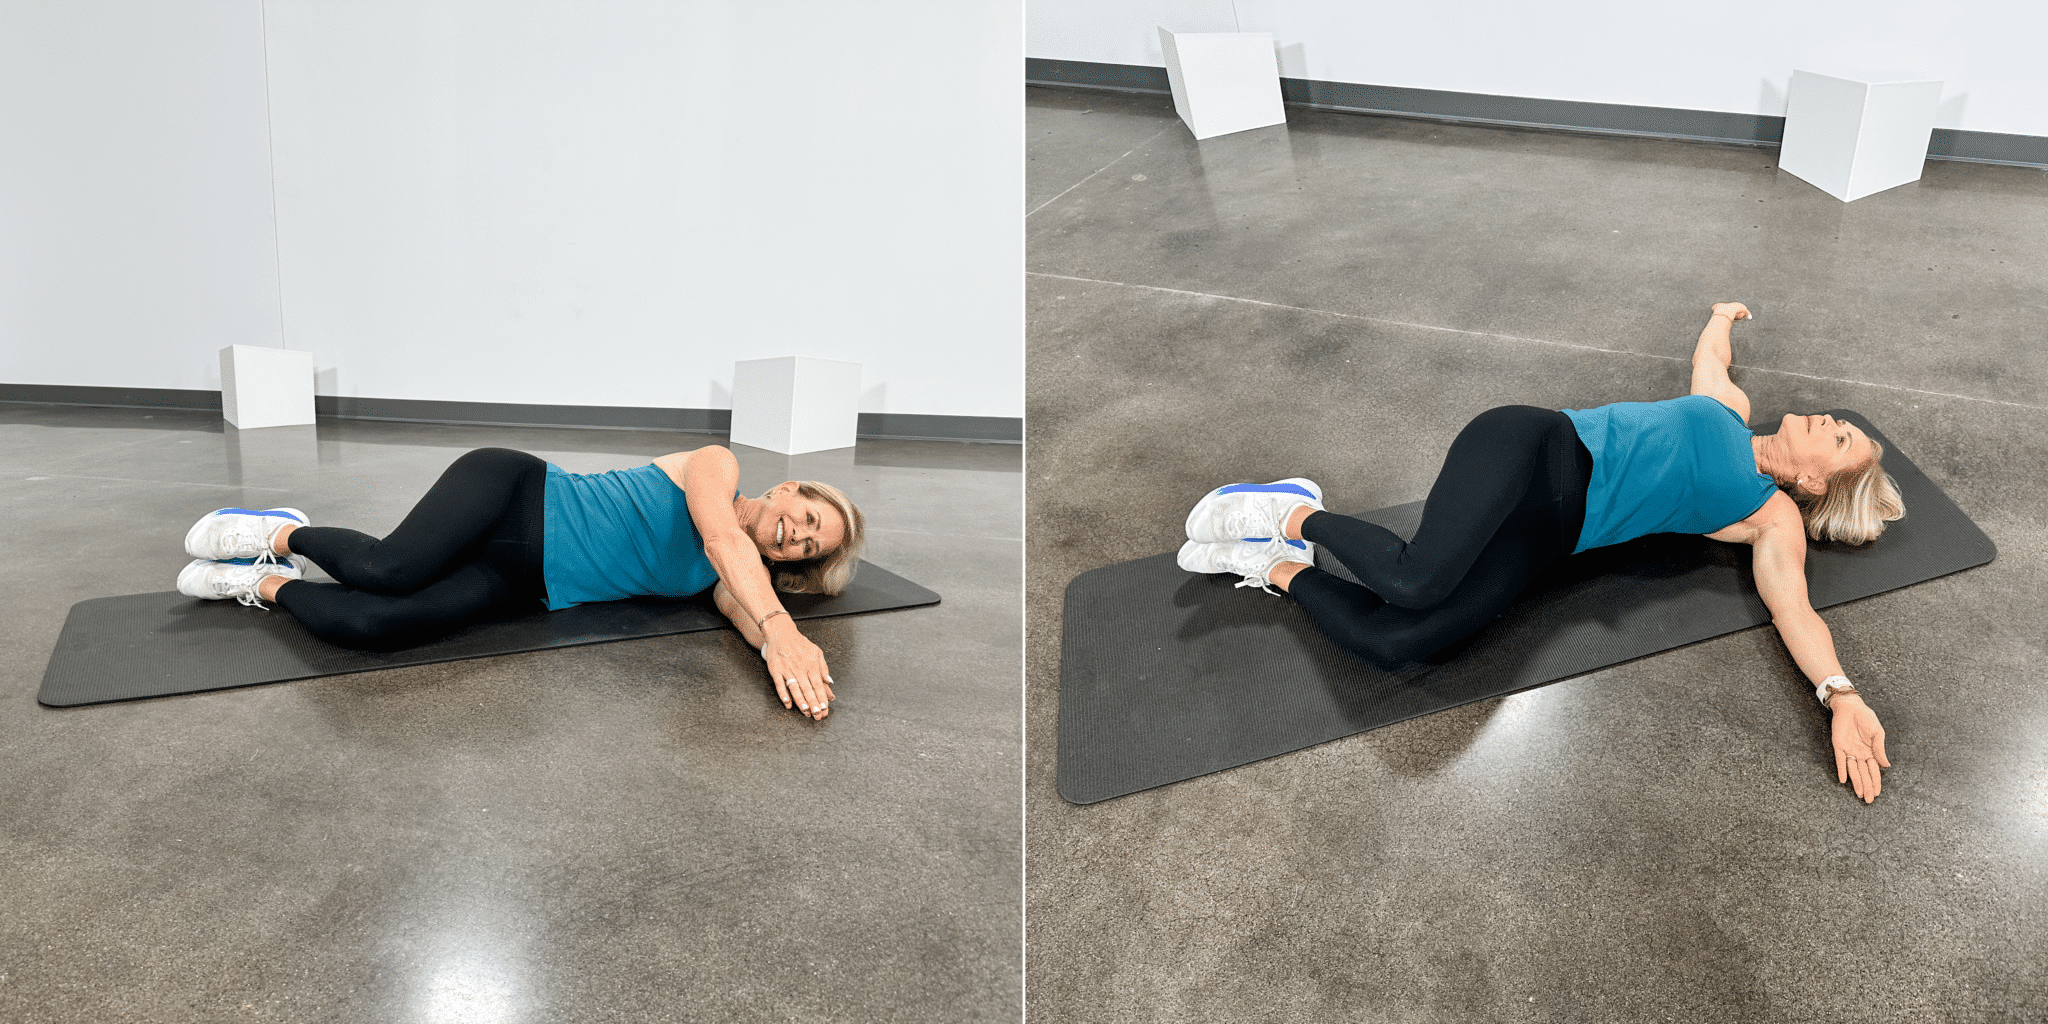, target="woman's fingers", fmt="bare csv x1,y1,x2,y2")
763,639,834,719
787,675,816,716
785,674,832,719
1841,749,1882,803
